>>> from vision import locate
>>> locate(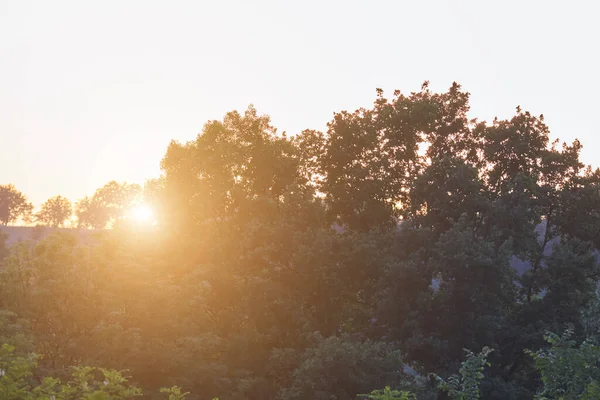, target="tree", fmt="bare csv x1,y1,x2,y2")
315,82,474,232
2,83,600,399
384,218,515,374
407,156,486,234
361,346,492,400
0,343,38,400
0,185,33,226
75,181,142,229
75,196,108,229
92,181,142,222
437,347,494,400
526,329,600,399
160,105,305,232
278,335,406,400
36,195,72,227
0,341,204,399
